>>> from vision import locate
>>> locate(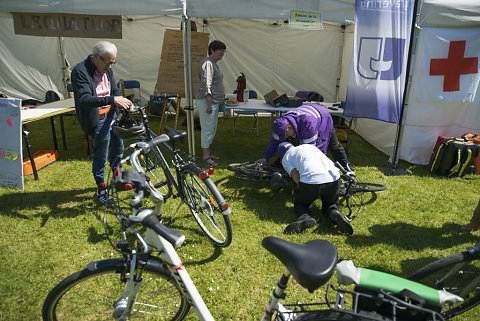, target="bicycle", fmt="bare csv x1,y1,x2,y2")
42,135,464,321
227,161,386,221
408,243,480,319
109,103,233,247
